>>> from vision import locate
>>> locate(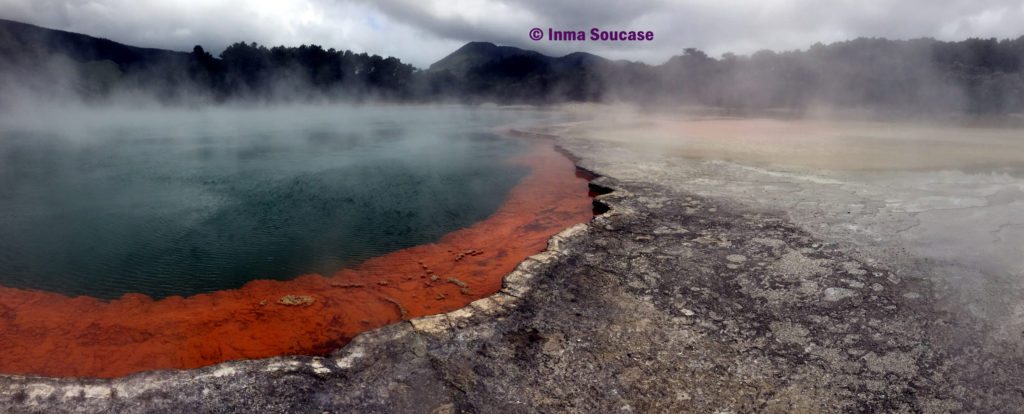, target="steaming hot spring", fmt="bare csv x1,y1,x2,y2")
0,105,595,378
